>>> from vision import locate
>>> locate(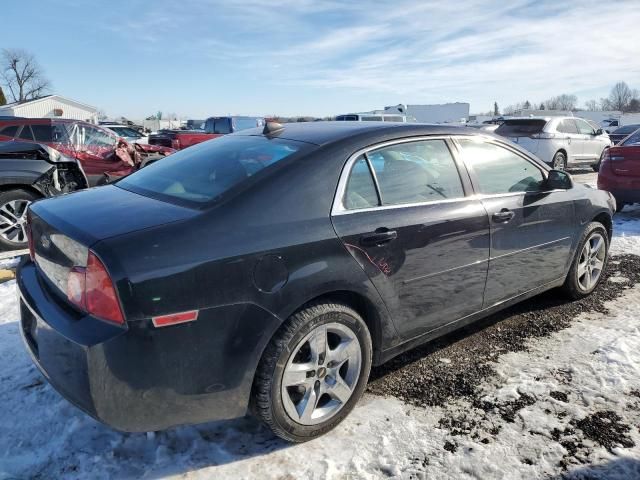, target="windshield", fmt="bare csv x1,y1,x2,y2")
118,135,309,206
109,126,143,138
495,119,546,137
